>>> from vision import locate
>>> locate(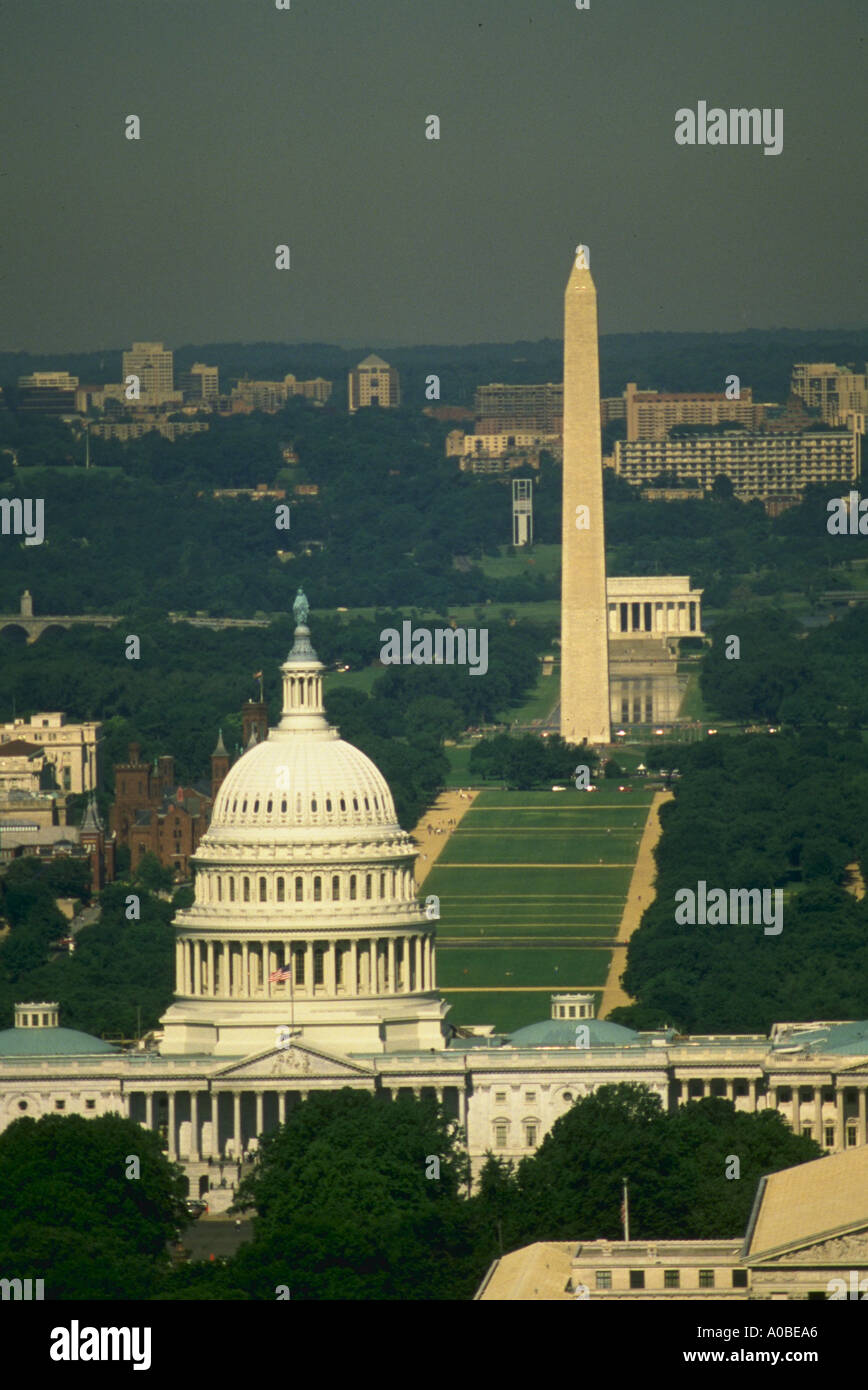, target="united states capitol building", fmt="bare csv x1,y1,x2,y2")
1,606,867,1209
